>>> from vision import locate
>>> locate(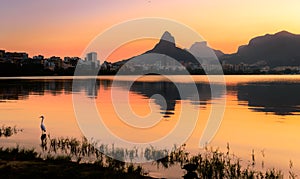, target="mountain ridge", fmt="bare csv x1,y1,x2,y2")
221,30,300,67
113,30,300,68
113,31,220,66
